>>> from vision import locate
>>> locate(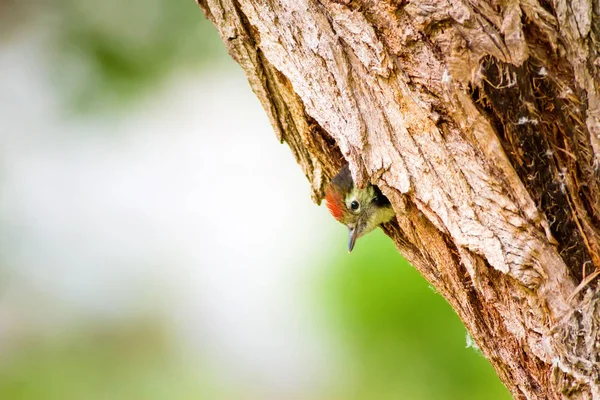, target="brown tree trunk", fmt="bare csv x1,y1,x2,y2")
196,0,600,398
